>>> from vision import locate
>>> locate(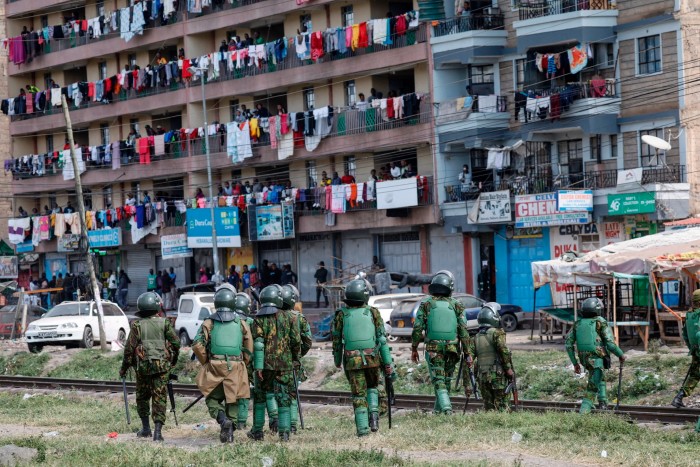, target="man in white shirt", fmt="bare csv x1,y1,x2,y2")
390,162,402,179
356,93,368,111
125,193,136,207
458,164,473,200
108,270,118,302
